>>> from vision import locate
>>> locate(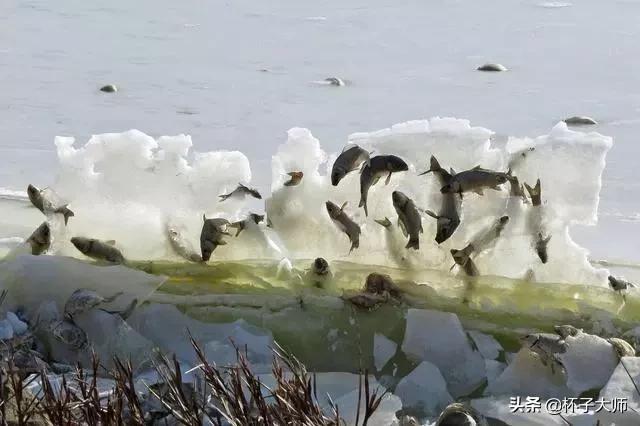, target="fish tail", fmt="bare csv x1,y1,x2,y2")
55,206,75,225
525,179,542,204
219,194,230,201
359,196,368,216
350,239,360,253
405,238,419,250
